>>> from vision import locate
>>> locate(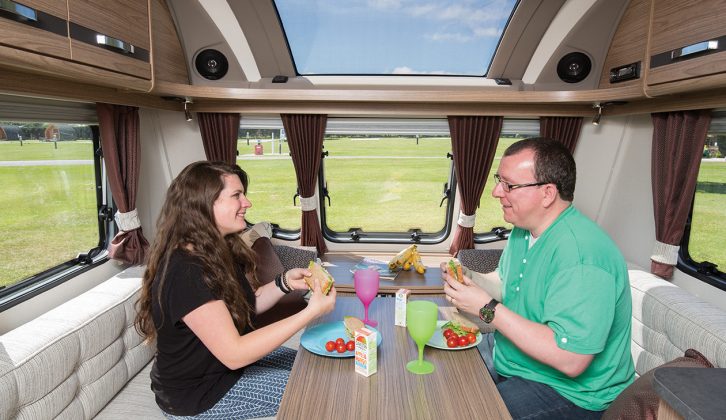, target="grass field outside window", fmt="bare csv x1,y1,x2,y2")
1,140,98,288
2,138,724,288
